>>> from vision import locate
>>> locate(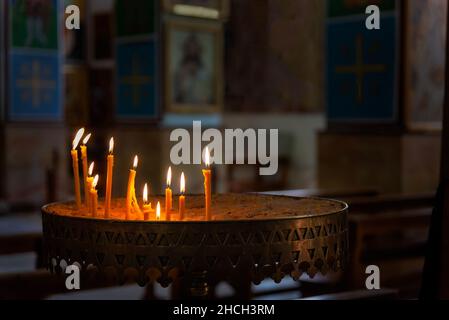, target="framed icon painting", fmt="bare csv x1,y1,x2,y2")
403,0,446,131
10,0,60,50
165,18,223,114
